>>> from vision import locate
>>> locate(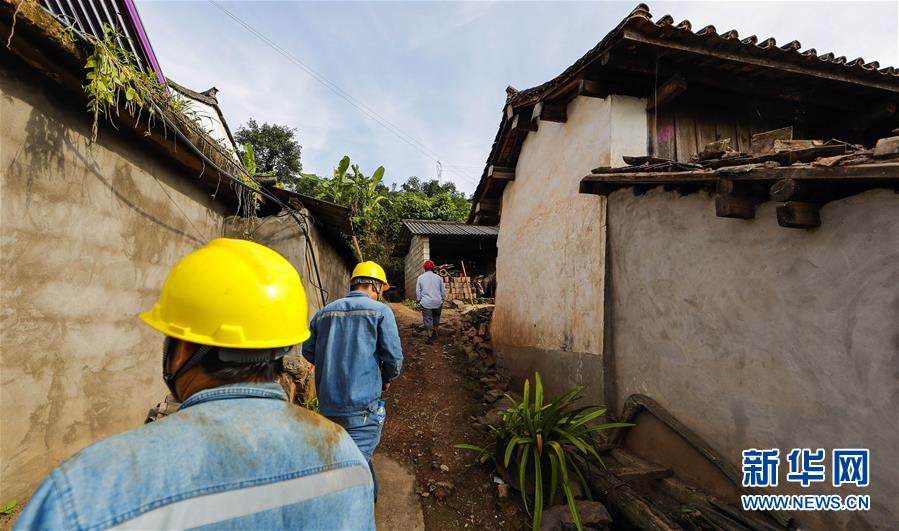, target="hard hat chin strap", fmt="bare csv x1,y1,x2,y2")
162,339,292,401
162,338,213,402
